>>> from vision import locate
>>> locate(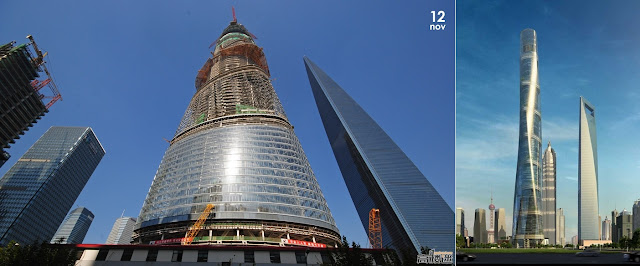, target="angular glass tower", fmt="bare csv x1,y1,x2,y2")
513,28,544,247
304,57,454,254
106,217,136,244
474,208,487,244
578,96,598,242
51,207,95,244
134,20,340,246
0,126,104,245
542,142,556,244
